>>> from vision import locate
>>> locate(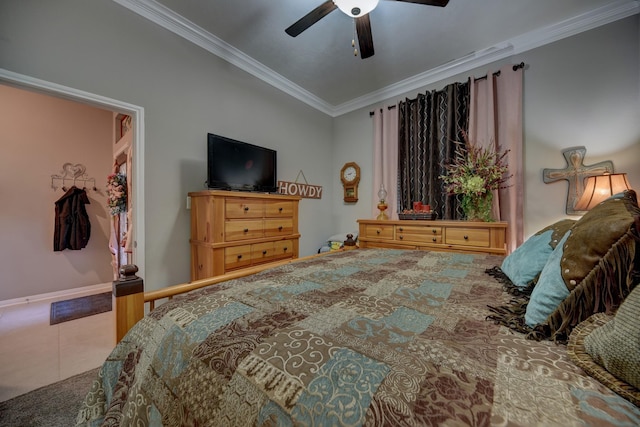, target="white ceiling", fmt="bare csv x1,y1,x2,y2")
114,0,638,116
